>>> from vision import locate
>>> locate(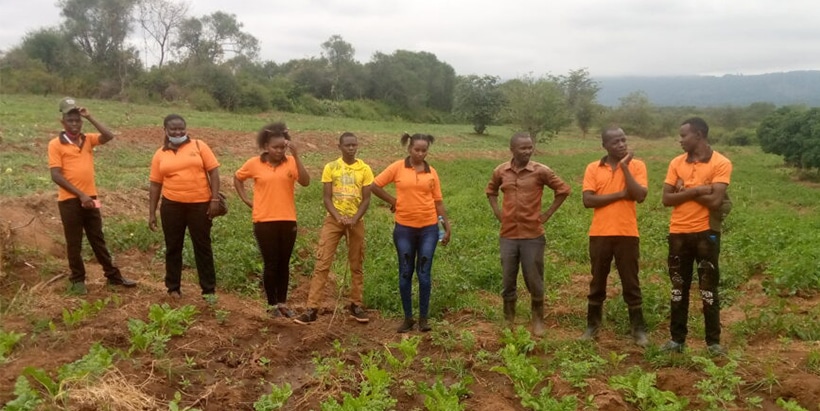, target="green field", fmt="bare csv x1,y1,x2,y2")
1,94,819,410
